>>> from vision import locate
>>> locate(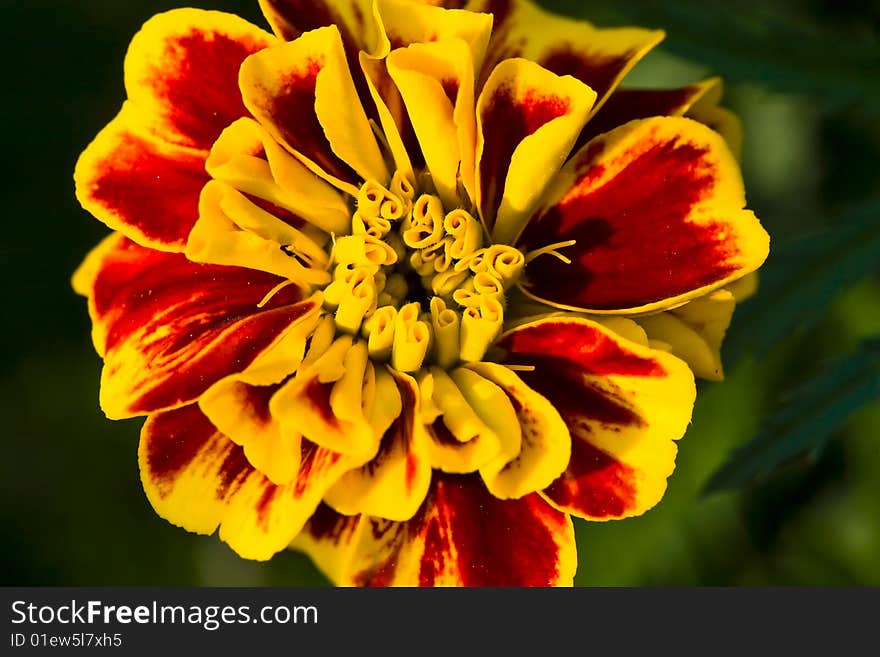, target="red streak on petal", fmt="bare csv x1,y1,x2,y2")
544,437,637,518
480,86,571,225
255,483,279,528
303,379,341,430
522,364,643,427
405,451,418,491
133,304,311,413
243,192,307,229
428,418,459,446
440,77,459,107
215,441,252,497
483,0,513,29
540,47,630,103
428,475,565,586
144,405,215,490
241,382,284,425
520,135,738,309
304,502,359,542
155,31,266,148
579,86,699,146
499,320,664,378
89,133,208,247
268,59,359,184
418,516,444,586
